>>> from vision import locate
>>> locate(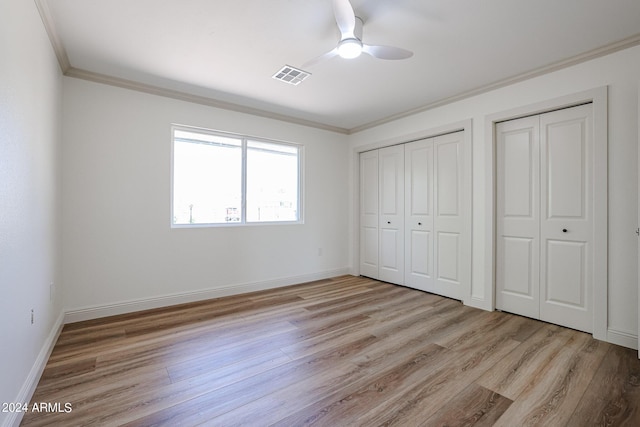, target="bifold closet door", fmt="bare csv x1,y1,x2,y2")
404,132,466,300
496,116,541,319
539,105,593,333
496,104,593,333
360,132,467,295
378,145,405,285
359,150,379,279
404,139,433,291
431,132,466,300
